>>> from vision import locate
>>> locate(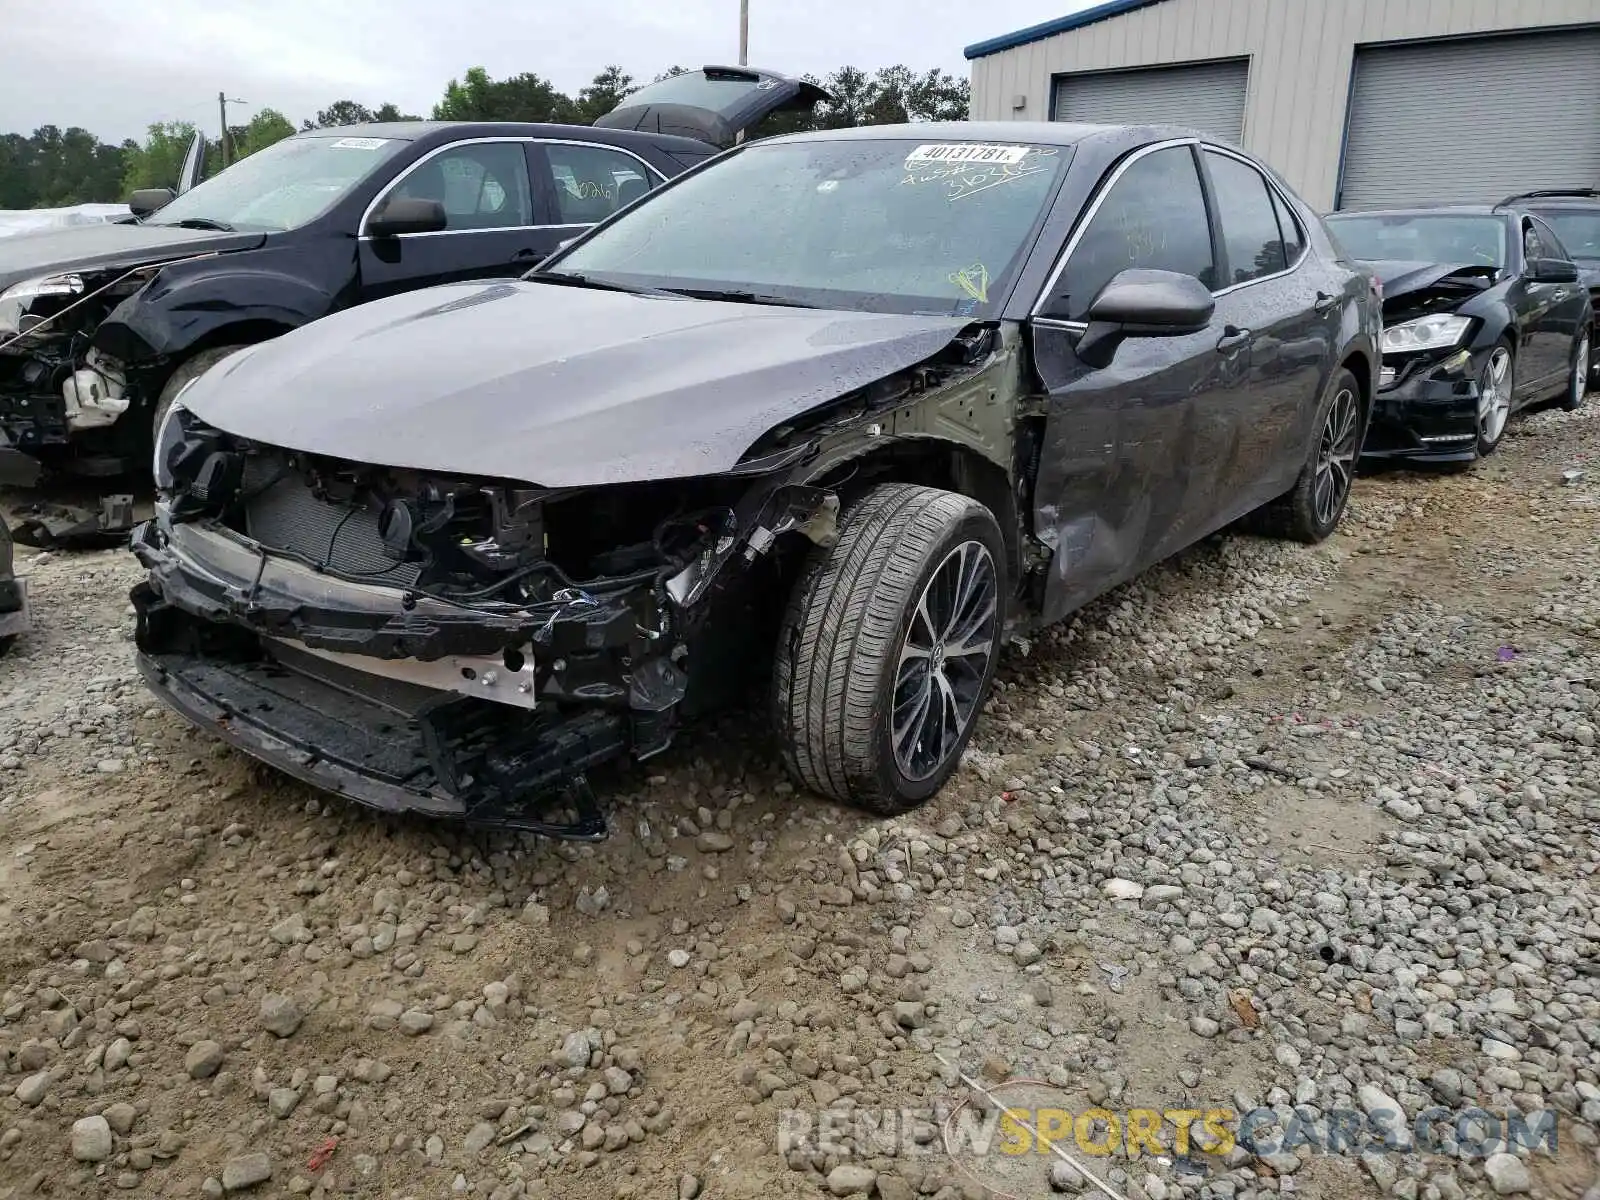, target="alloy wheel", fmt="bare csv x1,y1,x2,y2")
1480,347,1513,443
892,540,998,782
1312,387,1359,529
1574,333,1591,407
